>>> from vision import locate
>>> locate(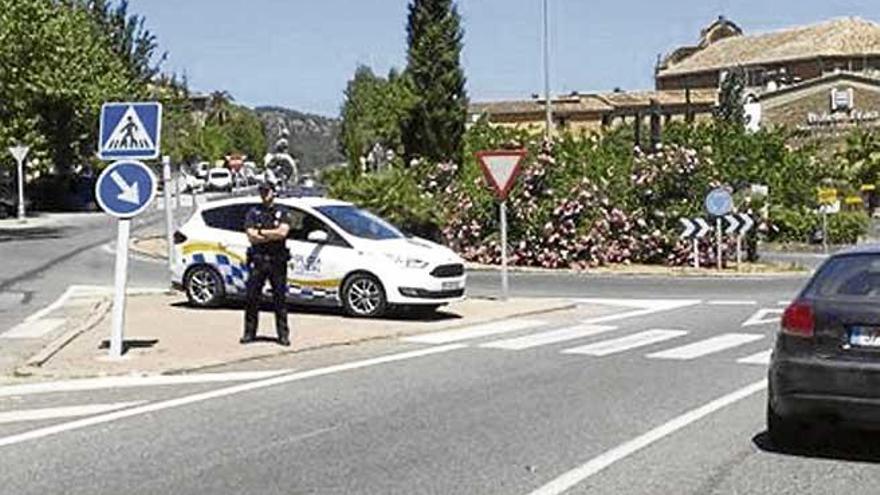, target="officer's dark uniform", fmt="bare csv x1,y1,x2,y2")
242,198,291,345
